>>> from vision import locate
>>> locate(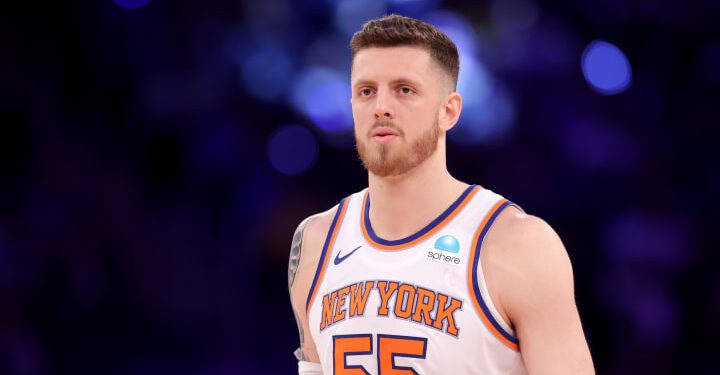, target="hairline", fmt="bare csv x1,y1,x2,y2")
350,45,457,94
